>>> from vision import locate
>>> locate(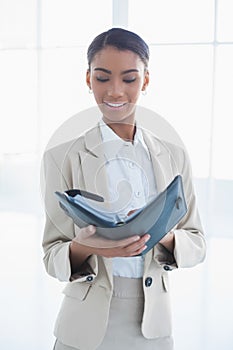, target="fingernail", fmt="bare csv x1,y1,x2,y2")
134,236,140,241
88,225,95,233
